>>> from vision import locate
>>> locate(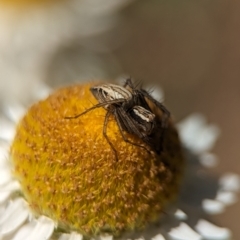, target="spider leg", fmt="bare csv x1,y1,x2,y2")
123,78,134,89
124,78,143,94
114,108,151,155
103,110,118,161
64,98,126,119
